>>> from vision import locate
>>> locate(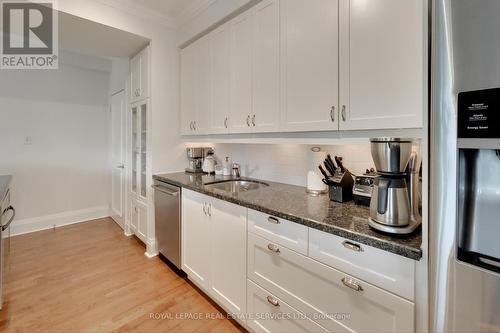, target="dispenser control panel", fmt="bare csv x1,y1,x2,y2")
458,87,500,138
